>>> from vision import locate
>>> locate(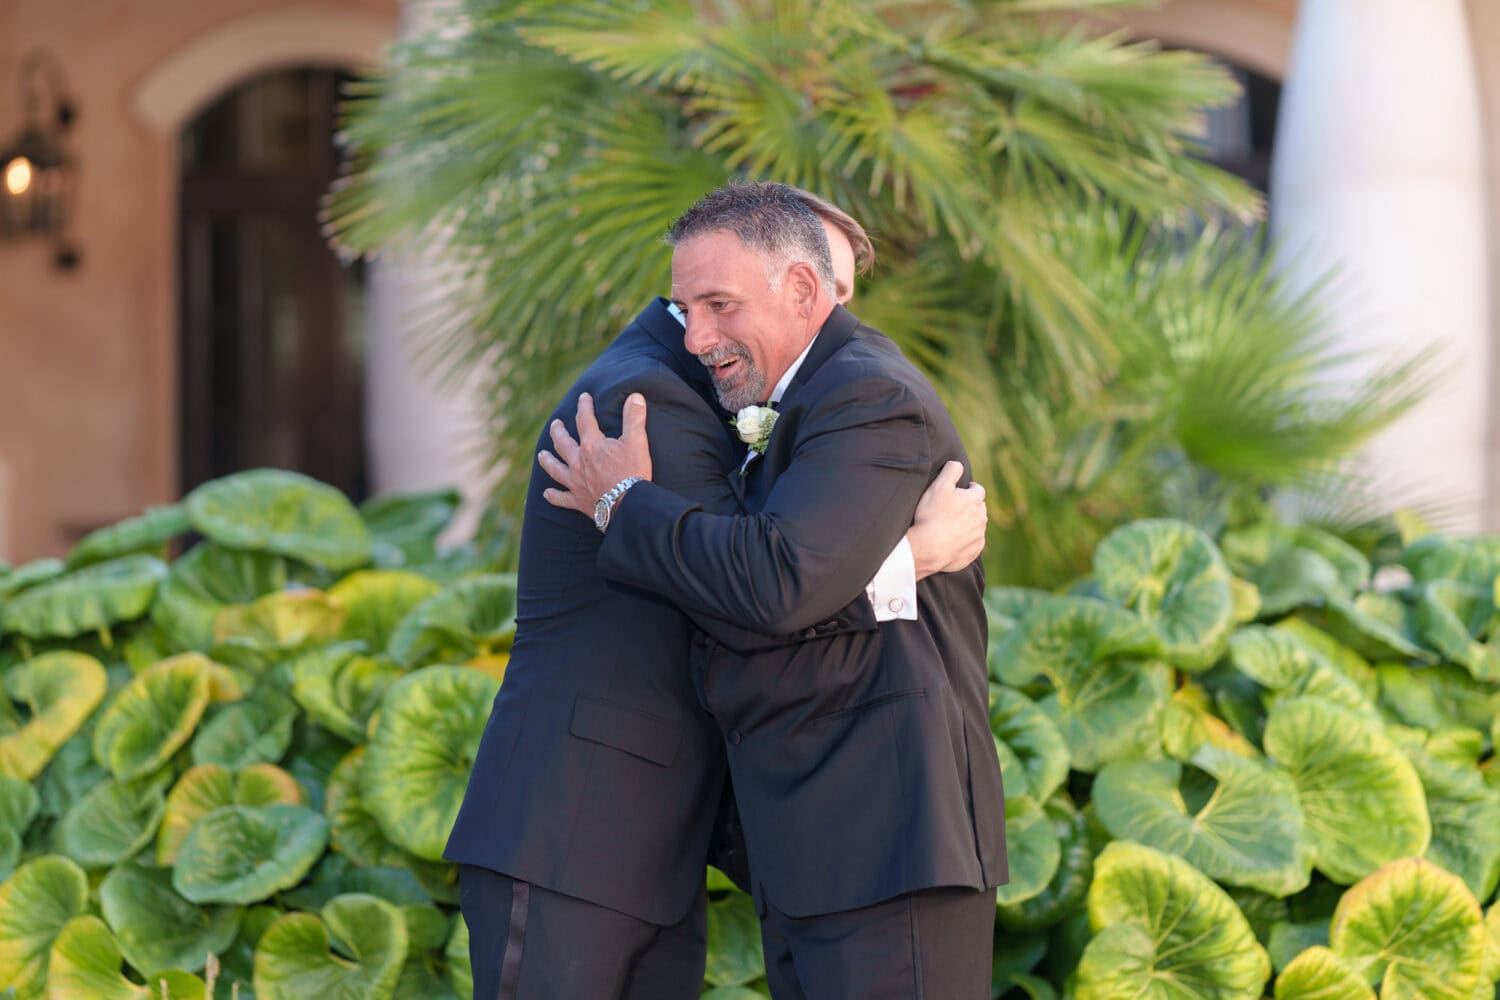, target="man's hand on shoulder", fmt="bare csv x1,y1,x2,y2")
907,460,988,578
539,391,654,516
